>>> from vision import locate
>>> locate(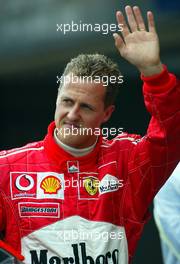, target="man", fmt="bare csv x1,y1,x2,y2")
154,163,180,264
0,5,179,264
